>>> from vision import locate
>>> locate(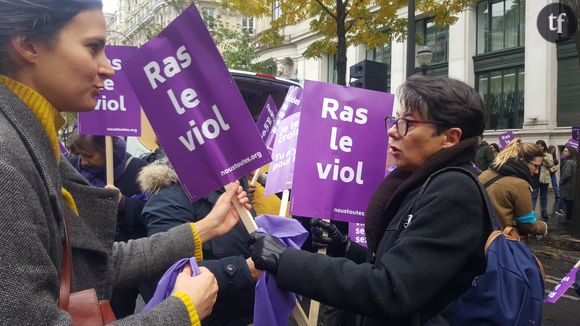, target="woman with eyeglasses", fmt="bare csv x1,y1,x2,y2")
479,139,548,238
249,75,492,325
